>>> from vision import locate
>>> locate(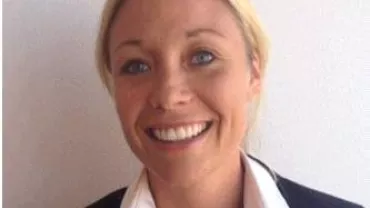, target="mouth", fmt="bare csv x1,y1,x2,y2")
145,121,213,143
